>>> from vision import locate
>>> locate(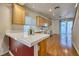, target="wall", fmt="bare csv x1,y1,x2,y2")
0,4,12,55
26,8,50,26
51,20,60,34
72,4,79,54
